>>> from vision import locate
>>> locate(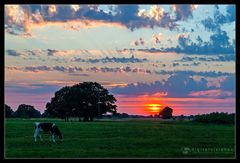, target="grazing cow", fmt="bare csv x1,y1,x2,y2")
34,122,63,142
